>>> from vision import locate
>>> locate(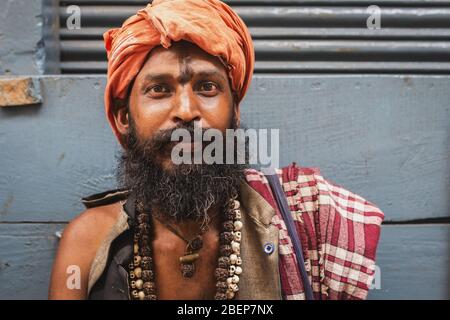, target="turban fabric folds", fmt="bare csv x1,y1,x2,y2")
103,0,255,145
